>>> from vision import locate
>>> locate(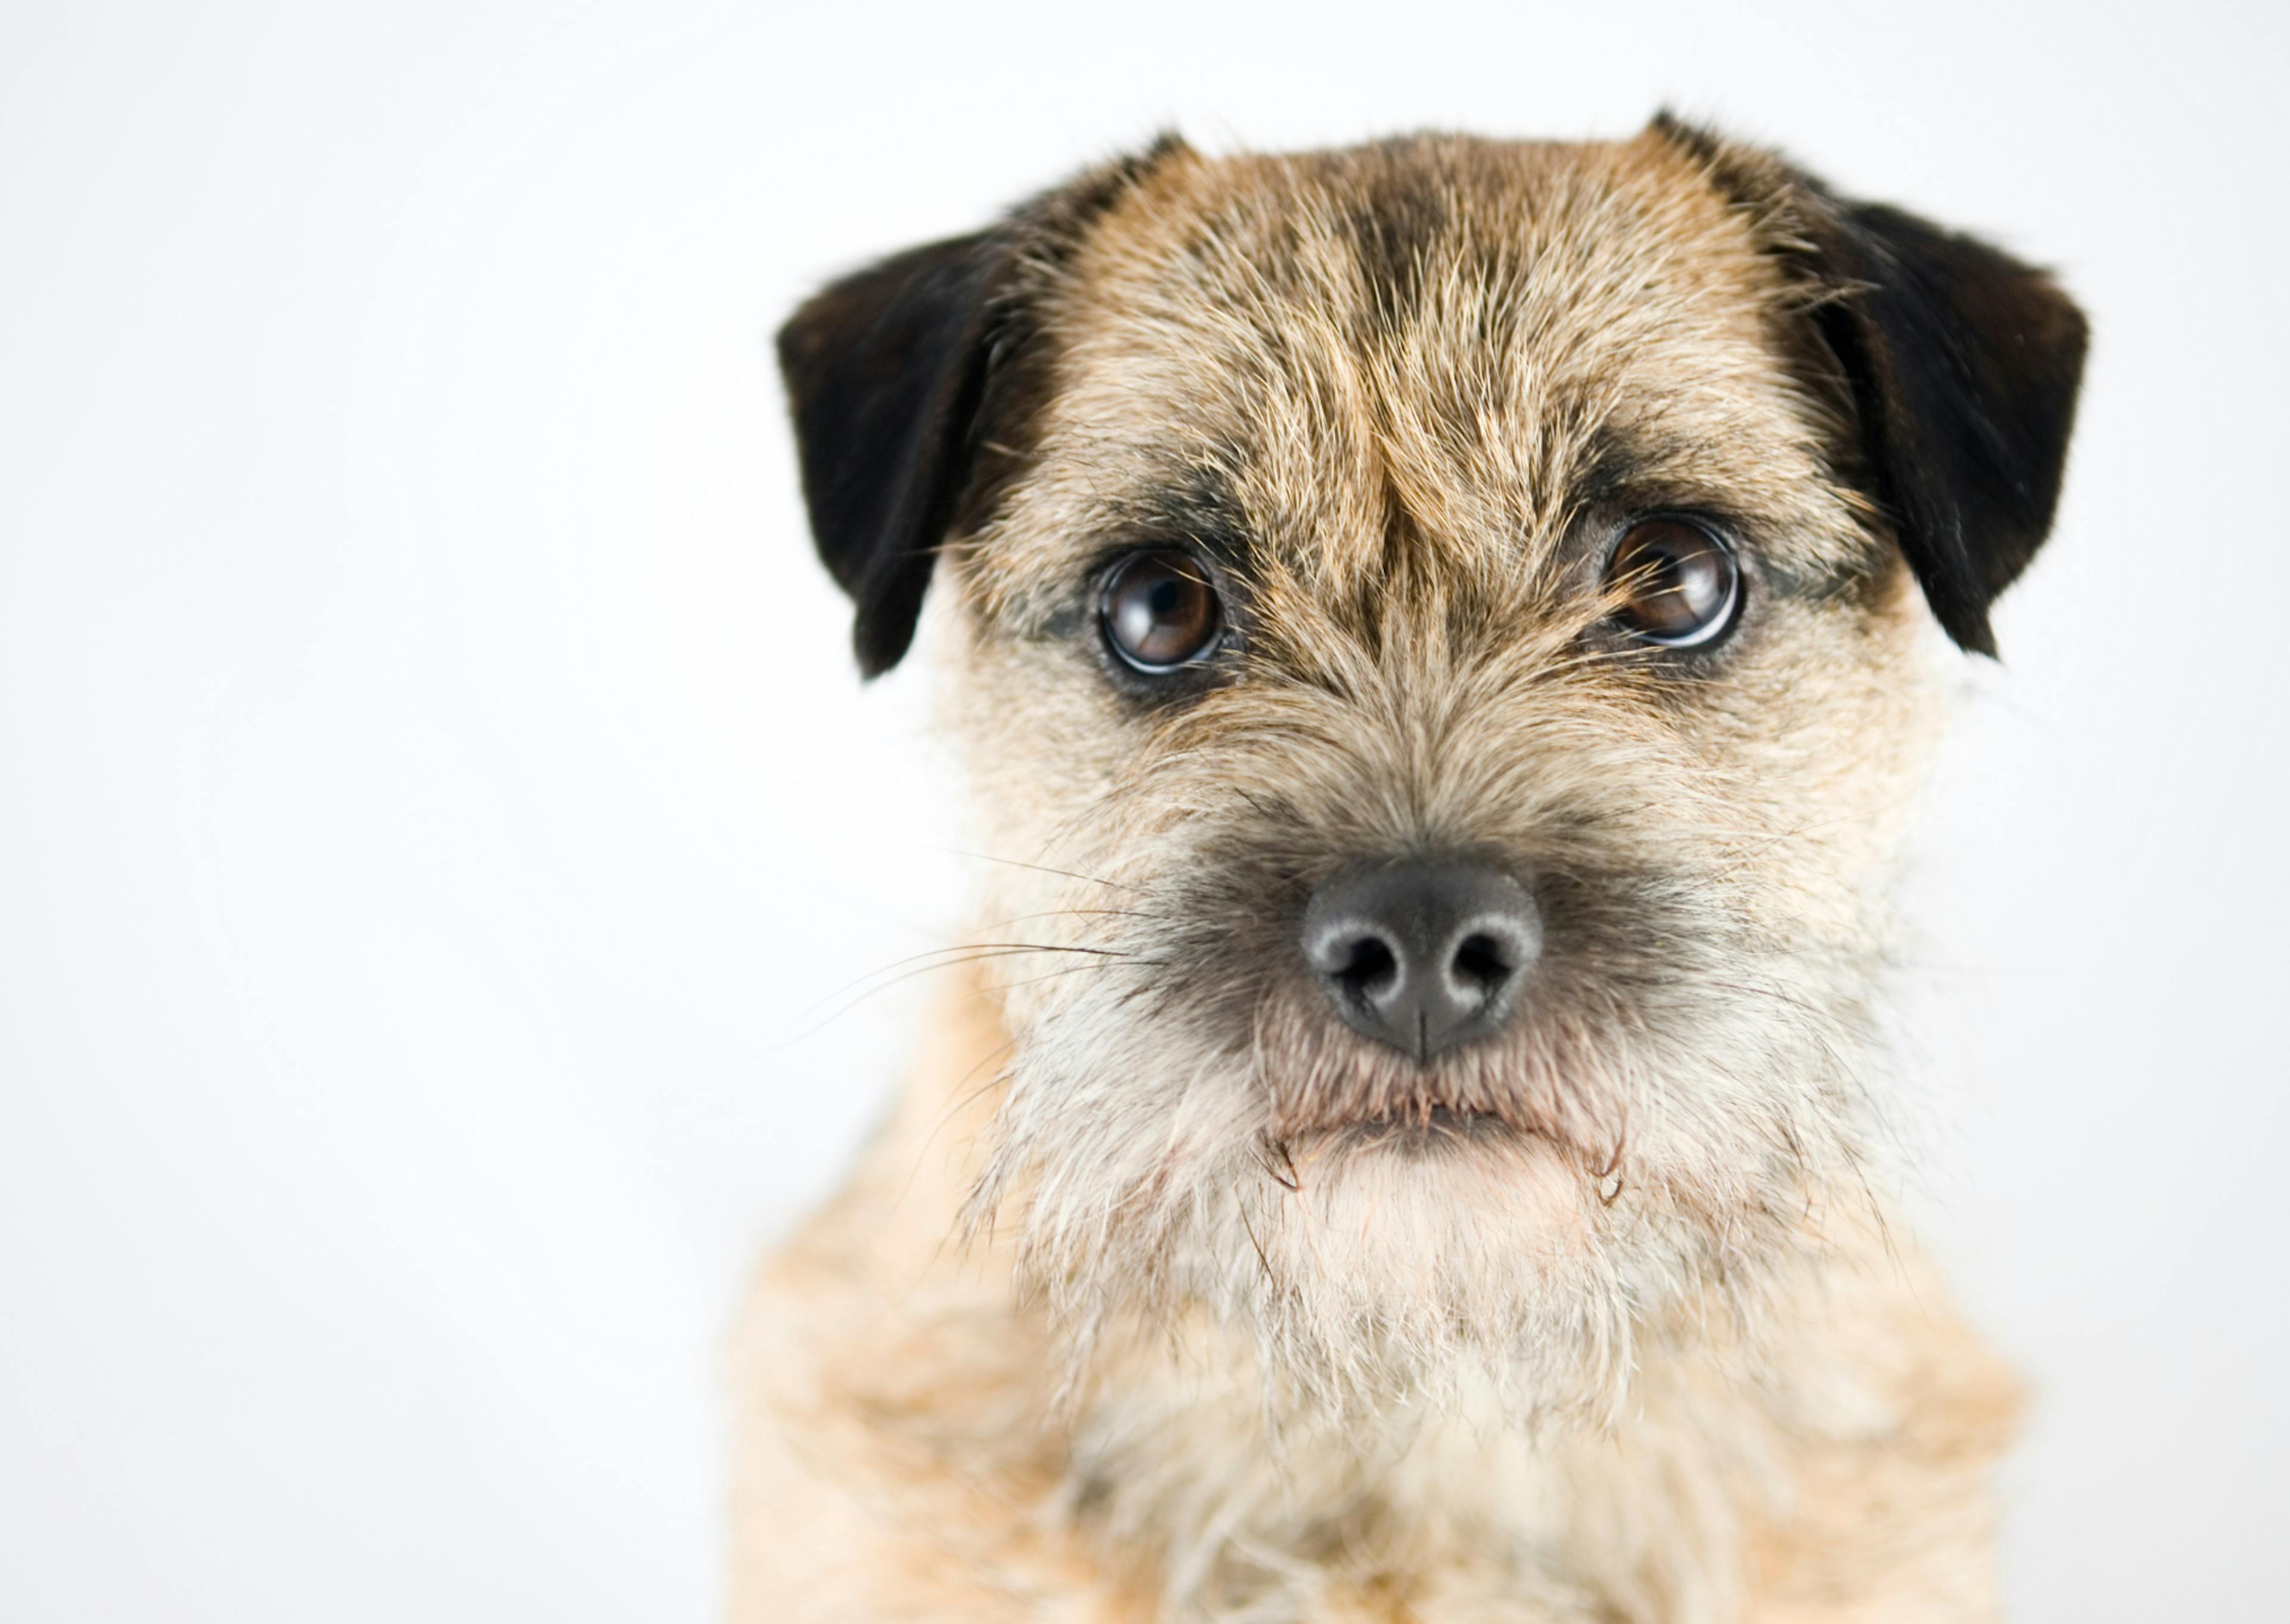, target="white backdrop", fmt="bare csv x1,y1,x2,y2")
4,2,2283,1618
